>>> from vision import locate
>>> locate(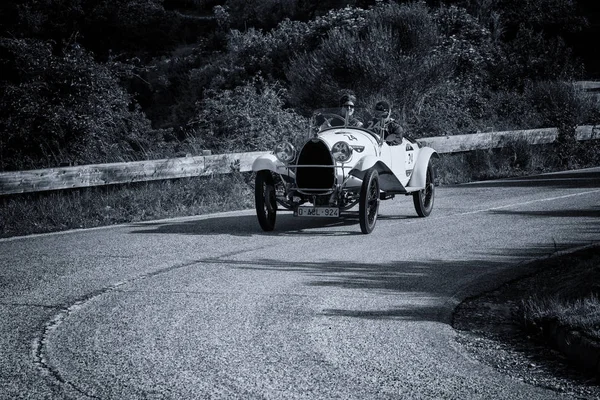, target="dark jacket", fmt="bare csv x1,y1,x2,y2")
366,118,404,144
